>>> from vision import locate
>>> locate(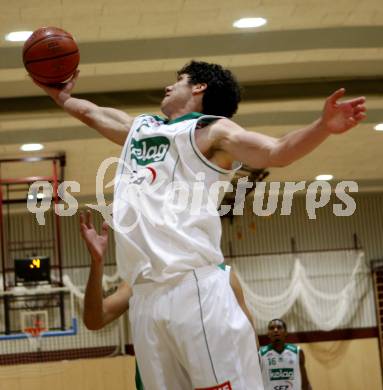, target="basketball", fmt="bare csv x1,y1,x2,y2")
23,27,80,85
